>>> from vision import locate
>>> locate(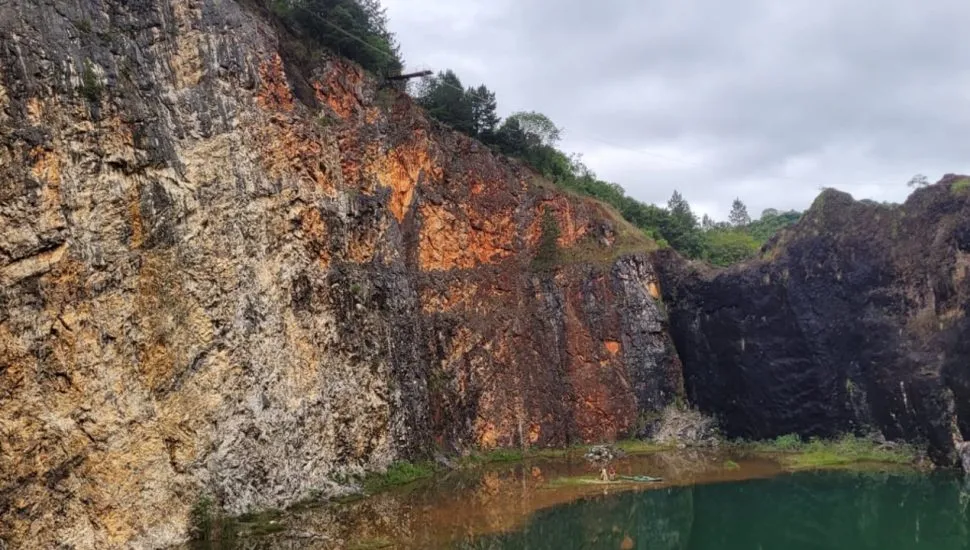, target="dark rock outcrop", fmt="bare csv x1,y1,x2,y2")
657,177,970,465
